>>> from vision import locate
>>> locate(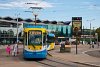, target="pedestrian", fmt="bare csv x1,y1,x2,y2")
12,42,18,56
6,45,11,56
60,41,65,48
98,42,100,48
